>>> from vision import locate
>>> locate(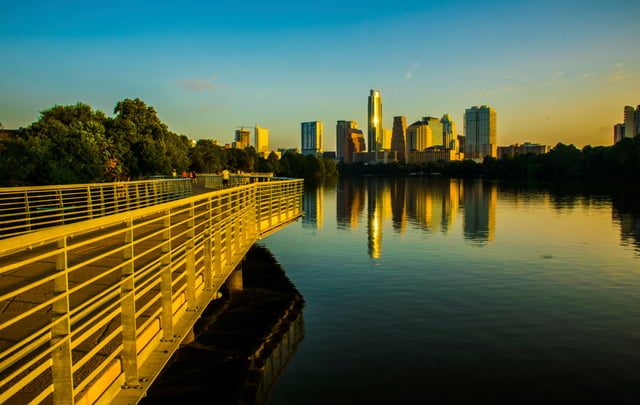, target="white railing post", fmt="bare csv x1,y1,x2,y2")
51,236,74,405
121,219,139,386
